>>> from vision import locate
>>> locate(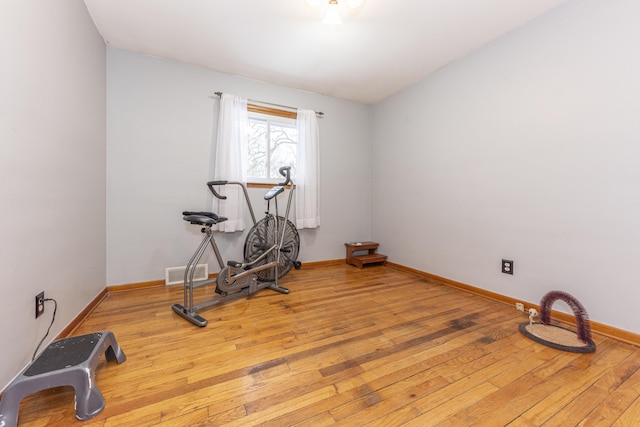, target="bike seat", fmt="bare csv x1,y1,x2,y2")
182,211,220,219
264,186,284,200
183,213,228,226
